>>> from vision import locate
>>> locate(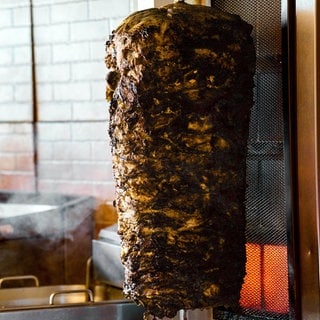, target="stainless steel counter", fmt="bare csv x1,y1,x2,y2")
0,300,144,320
